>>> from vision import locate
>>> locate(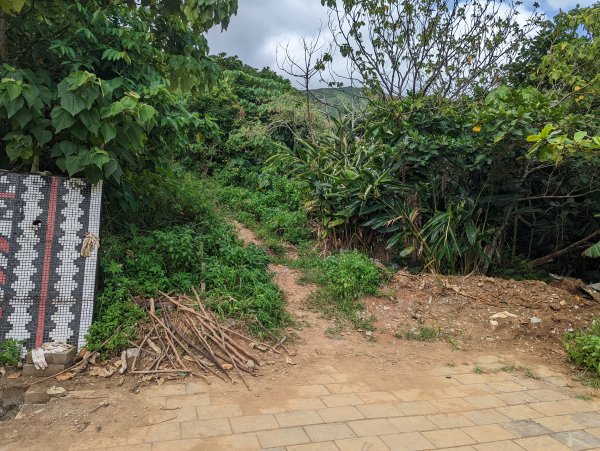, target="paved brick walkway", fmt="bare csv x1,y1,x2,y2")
80,354,600,451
